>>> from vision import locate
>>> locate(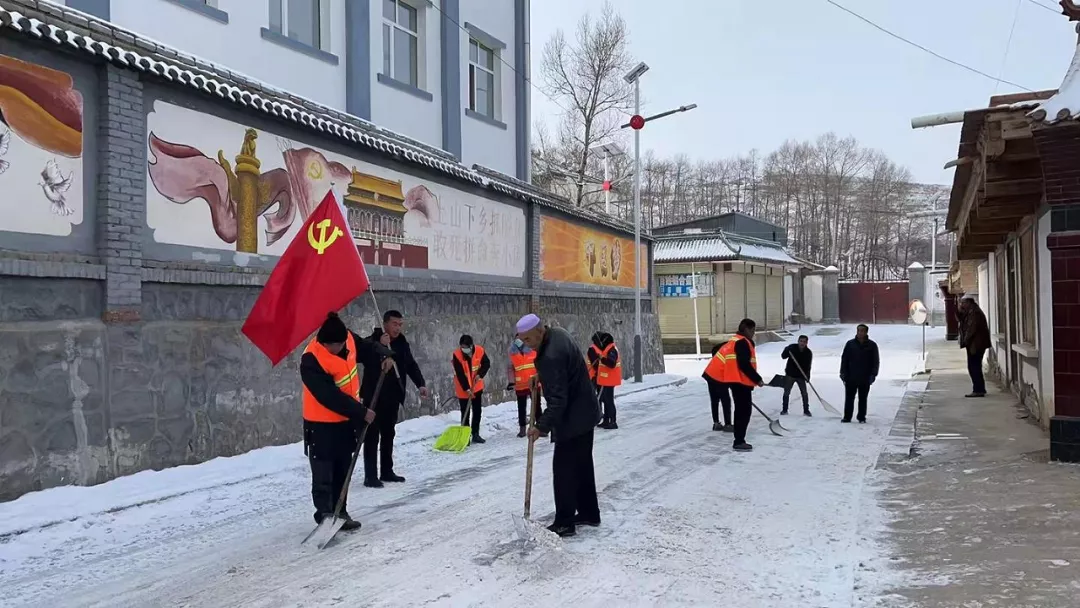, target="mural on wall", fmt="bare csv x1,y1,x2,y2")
146,101,526,276
538,215,647,289
0,54,84,236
